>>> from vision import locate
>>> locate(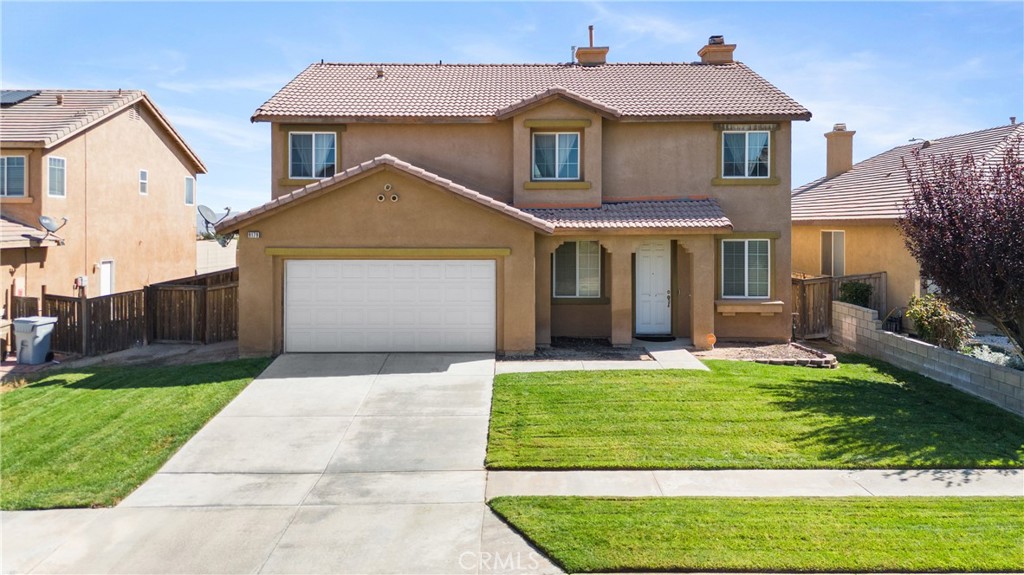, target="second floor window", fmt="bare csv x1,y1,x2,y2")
290,133,336,179
723,131,770,178
532,132,579,180
48,157,66,197
184,176,195,205
722,239,770,298
0,156,26,197
139,170,148,195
